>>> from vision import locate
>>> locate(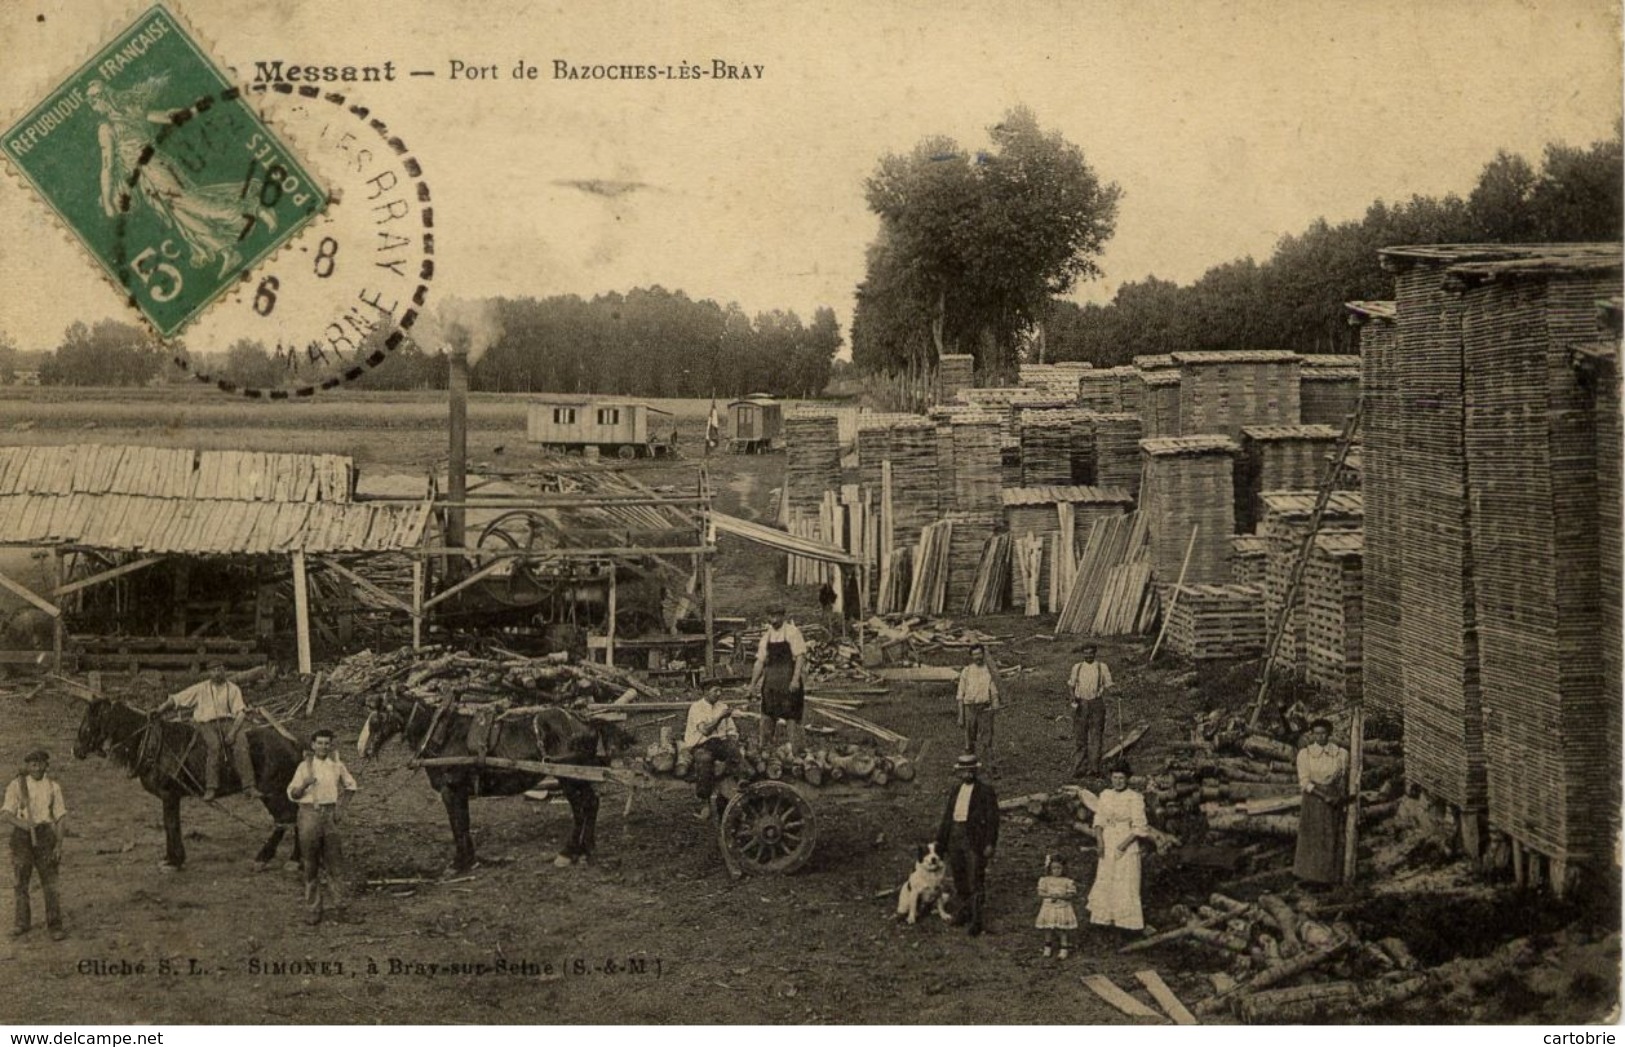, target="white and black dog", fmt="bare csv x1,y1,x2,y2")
896,842,952,924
